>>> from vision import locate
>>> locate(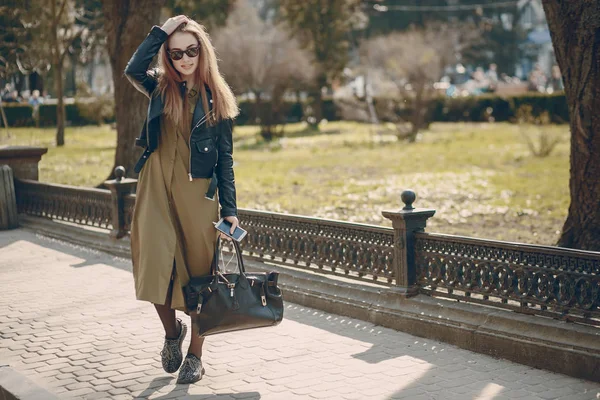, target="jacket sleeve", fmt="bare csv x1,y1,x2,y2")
216,118,237,218
124,26,168,98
